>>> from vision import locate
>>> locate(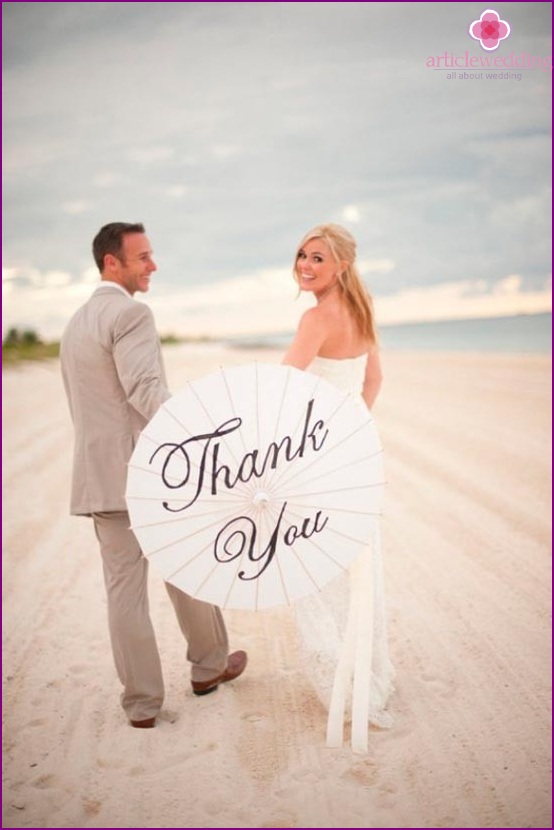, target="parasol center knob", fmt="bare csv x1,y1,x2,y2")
253,491,270,508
